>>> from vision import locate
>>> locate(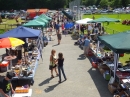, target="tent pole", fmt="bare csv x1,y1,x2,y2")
79,24,80,35
96,41,100,56
113,53,119,81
